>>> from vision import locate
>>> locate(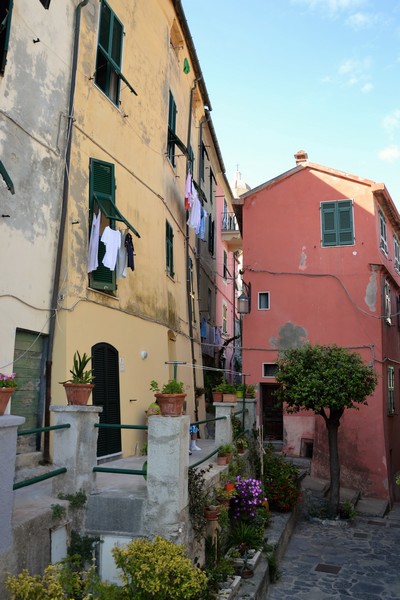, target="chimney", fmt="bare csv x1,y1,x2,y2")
294,150,308,165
